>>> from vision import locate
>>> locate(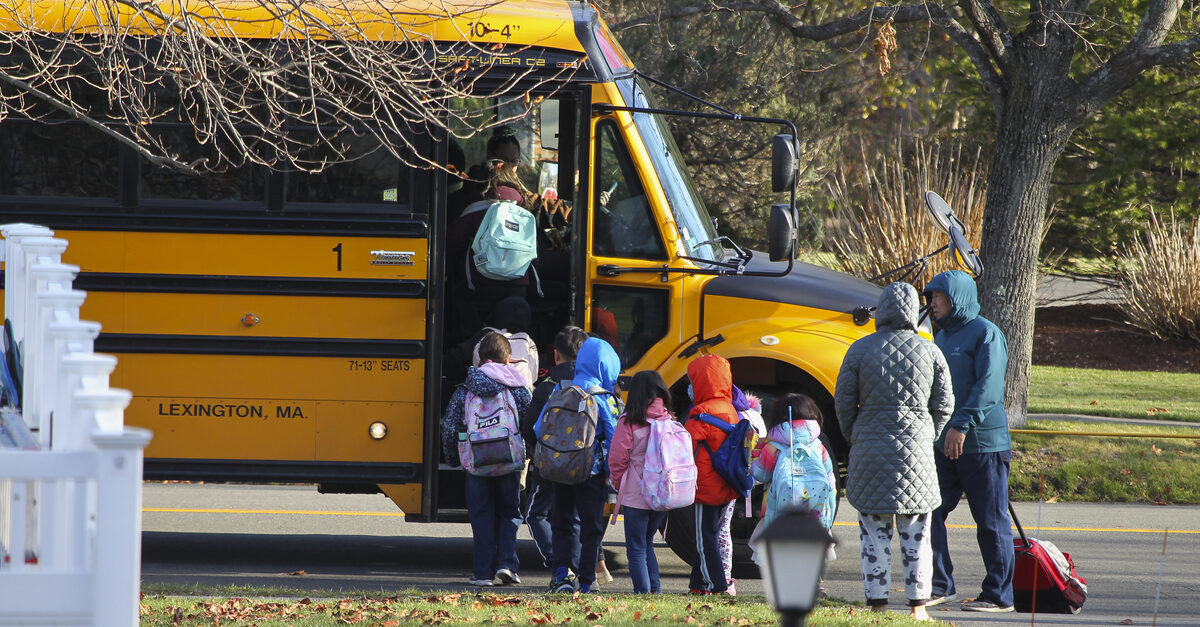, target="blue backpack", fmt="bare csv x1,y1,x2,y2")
468,200,538,281
693,413,758,498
